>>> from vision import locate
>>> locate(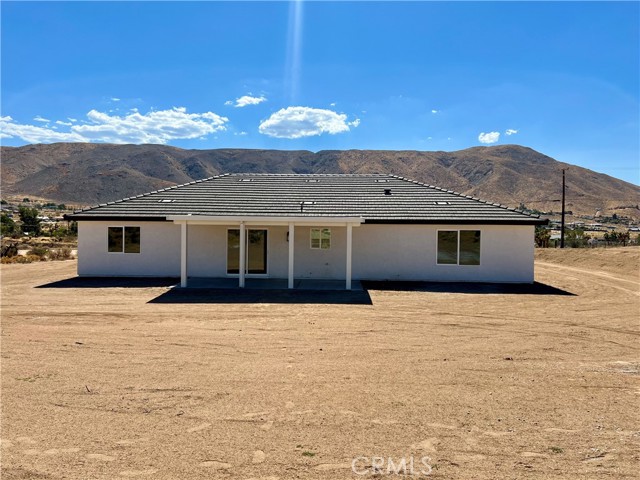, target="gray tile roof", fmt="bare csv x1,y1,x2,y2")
67,173,547,225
